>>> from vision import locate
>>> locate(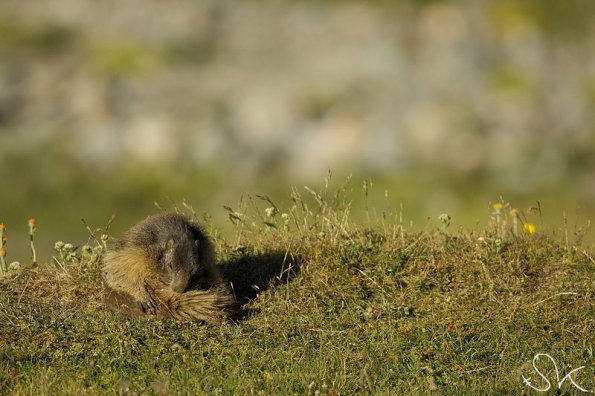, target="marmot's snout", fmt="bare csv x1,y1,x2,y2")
170,274,191,293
